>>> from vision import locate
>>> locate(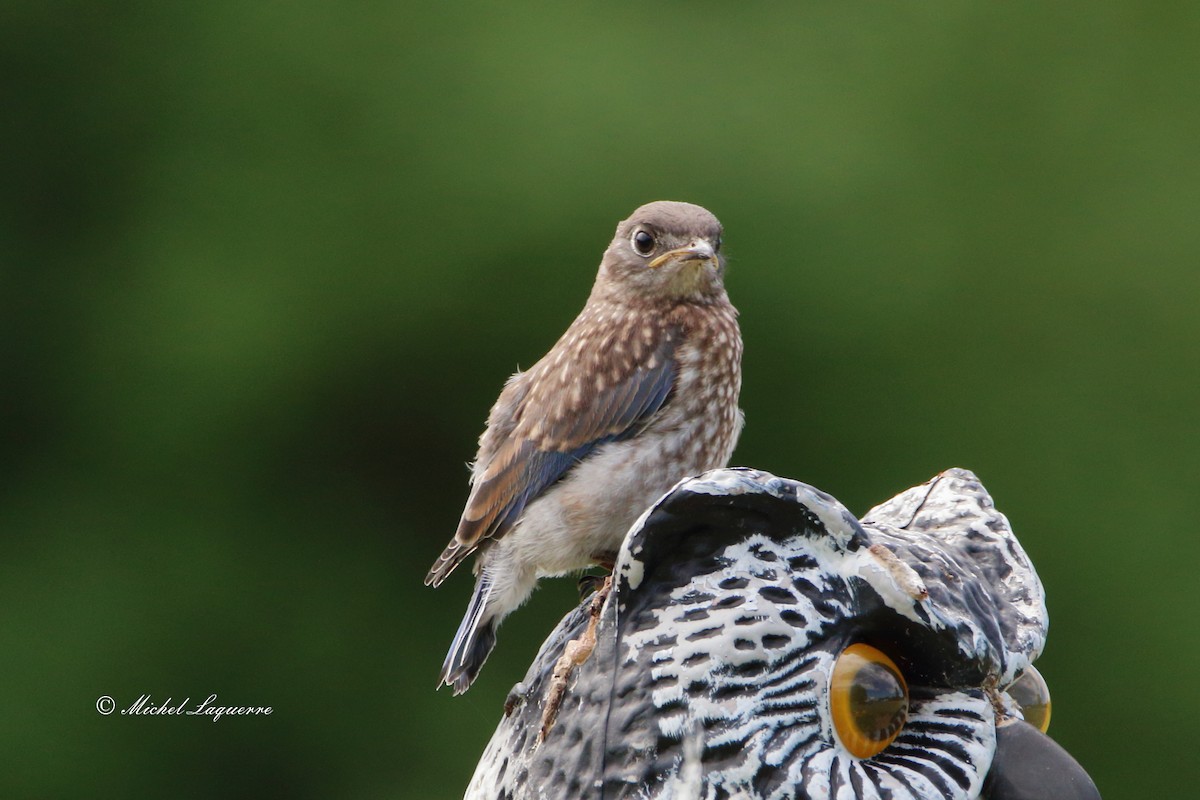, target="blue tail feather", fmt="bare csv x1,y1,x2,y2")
438,577,497,695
